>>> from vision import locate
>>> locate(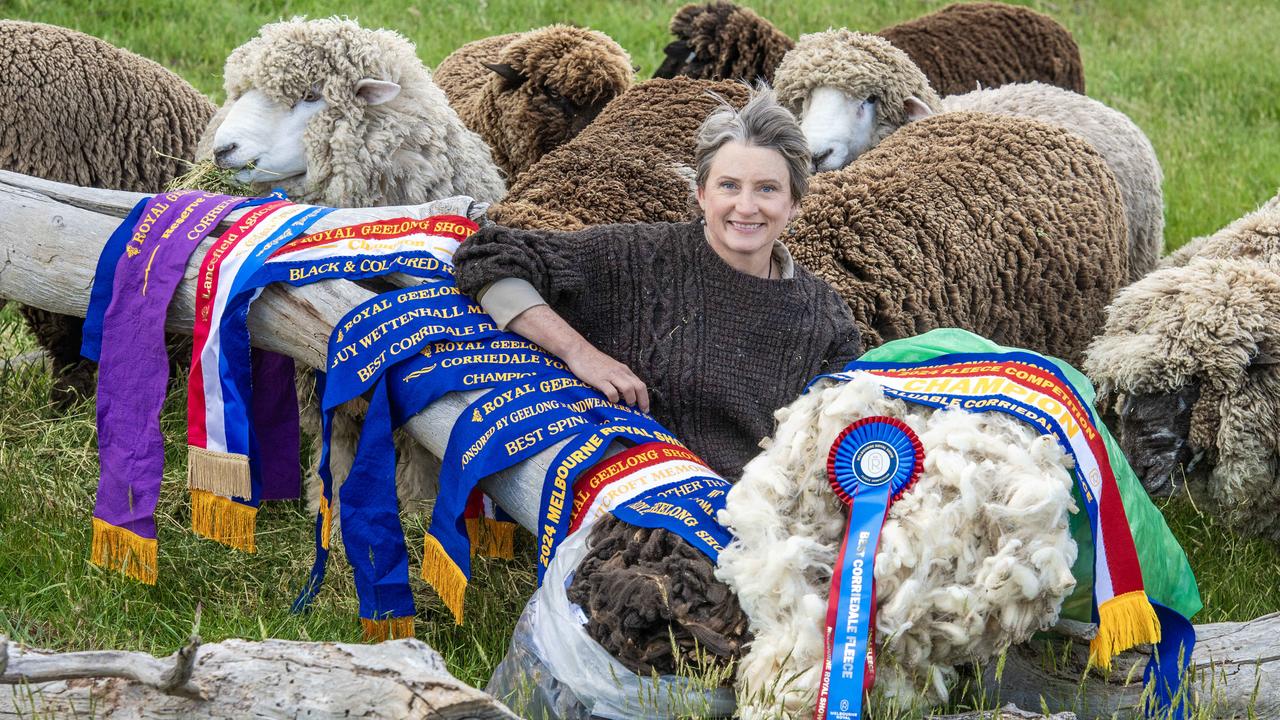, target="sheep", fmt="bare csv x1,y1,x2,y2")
653,1,794,84
718,372,1079,716
785,111,1127,366
198,17,505,516
487,77,749,231
1083,192,1280,539
650,1,1083,96
877,2,1085,96
201,16,505,208
0,20,215,408
435,26,634,181
776,29,1162,281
